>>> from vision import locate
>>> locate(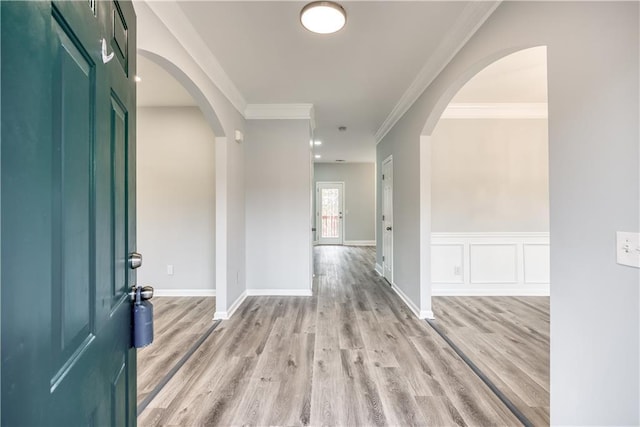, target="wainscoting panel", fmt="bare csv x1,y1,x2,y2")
470,244,518,284
431,232,550,295
524,244,551,284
